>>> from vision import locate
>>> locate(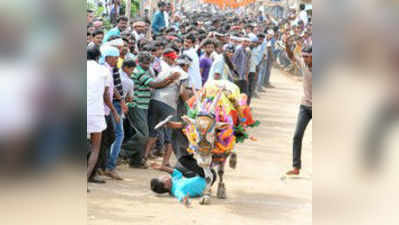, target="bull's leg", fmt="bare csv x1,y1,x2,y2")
199,184,212,205
200,167,214,205
216,163,227,199
229,152,237,169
